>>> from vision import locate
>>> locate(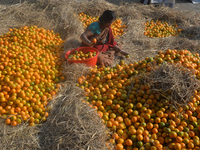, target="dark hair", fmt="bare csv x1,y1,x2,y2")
99,10,116,23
